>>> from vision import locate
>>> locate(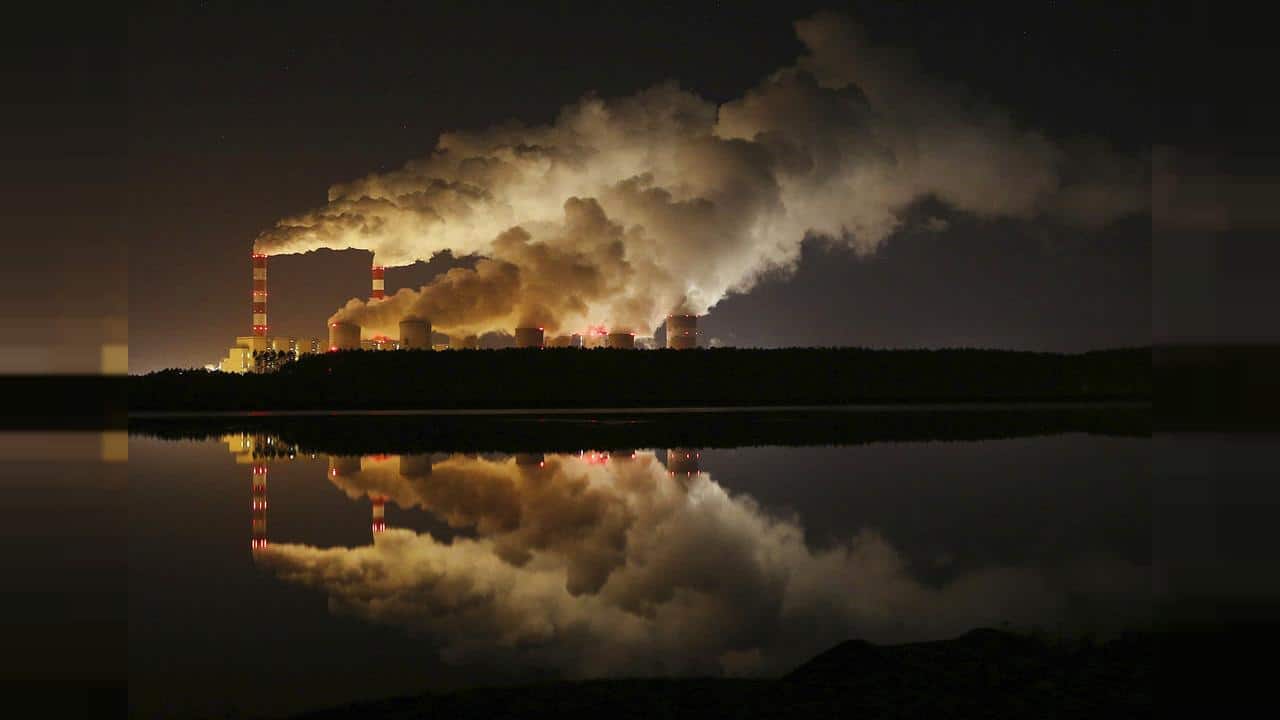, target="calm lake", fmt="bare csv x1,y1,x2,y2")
67,408,1160,718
